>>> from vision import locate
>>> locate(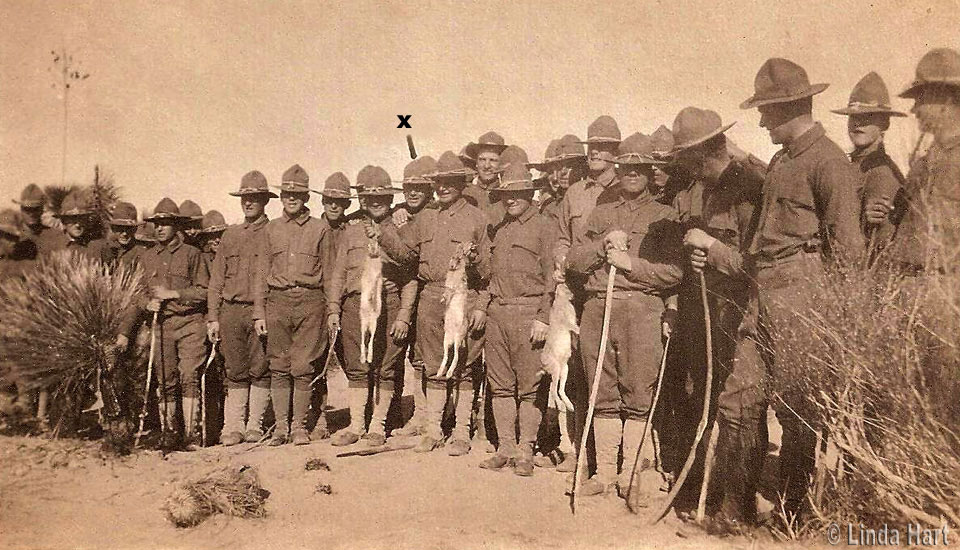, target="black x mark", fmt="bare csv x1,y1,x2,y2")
397,115,412,128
